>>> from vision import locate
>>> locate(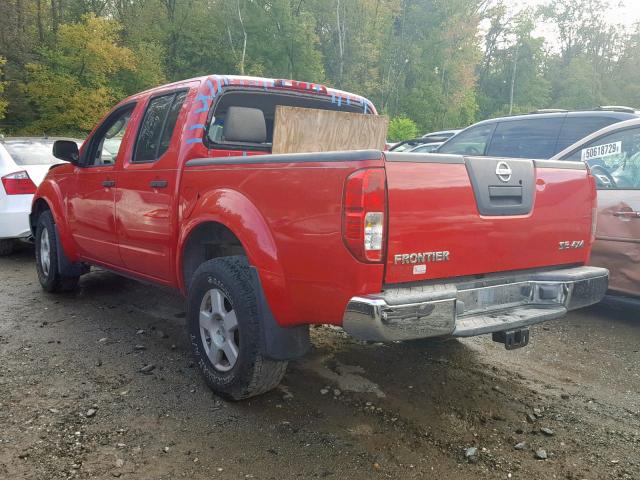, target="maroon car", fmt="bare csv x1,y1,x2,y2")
553,118,640,298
